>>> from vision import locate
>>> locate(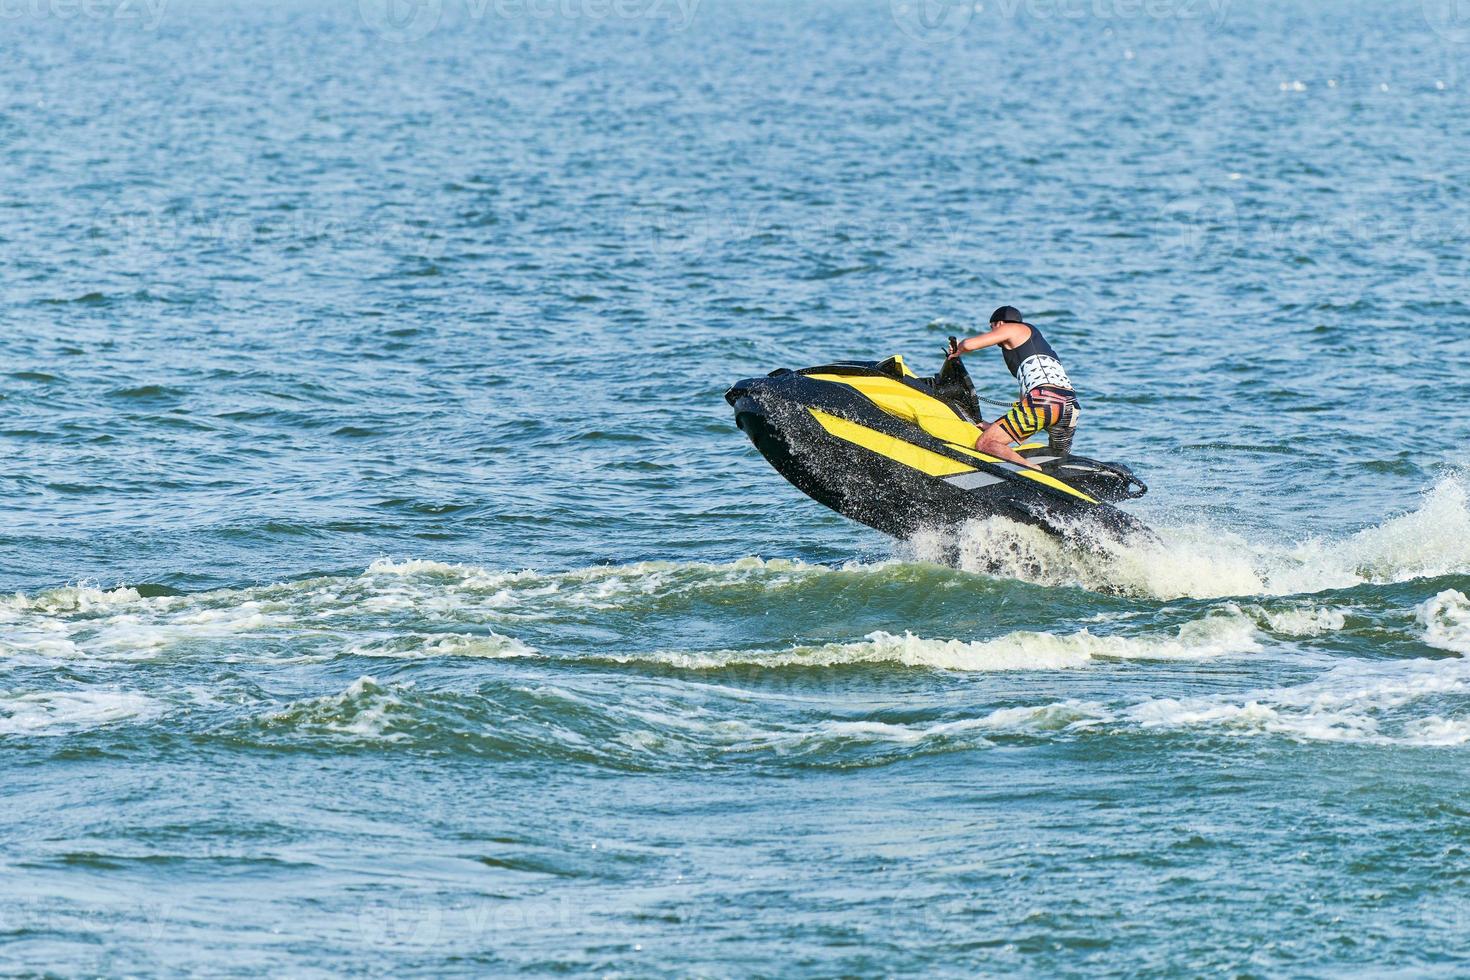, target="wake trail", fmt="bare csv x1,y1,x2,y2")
904,475,1470,601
